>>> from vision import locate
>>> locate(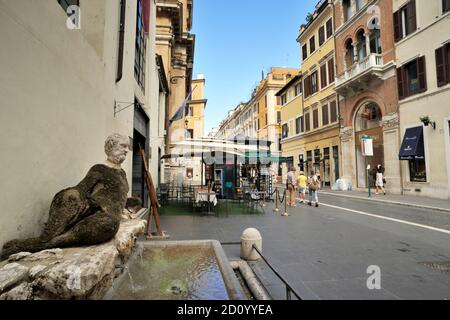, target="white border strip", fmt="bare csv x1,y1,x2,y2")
320,203,450,235
320,191,450,214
